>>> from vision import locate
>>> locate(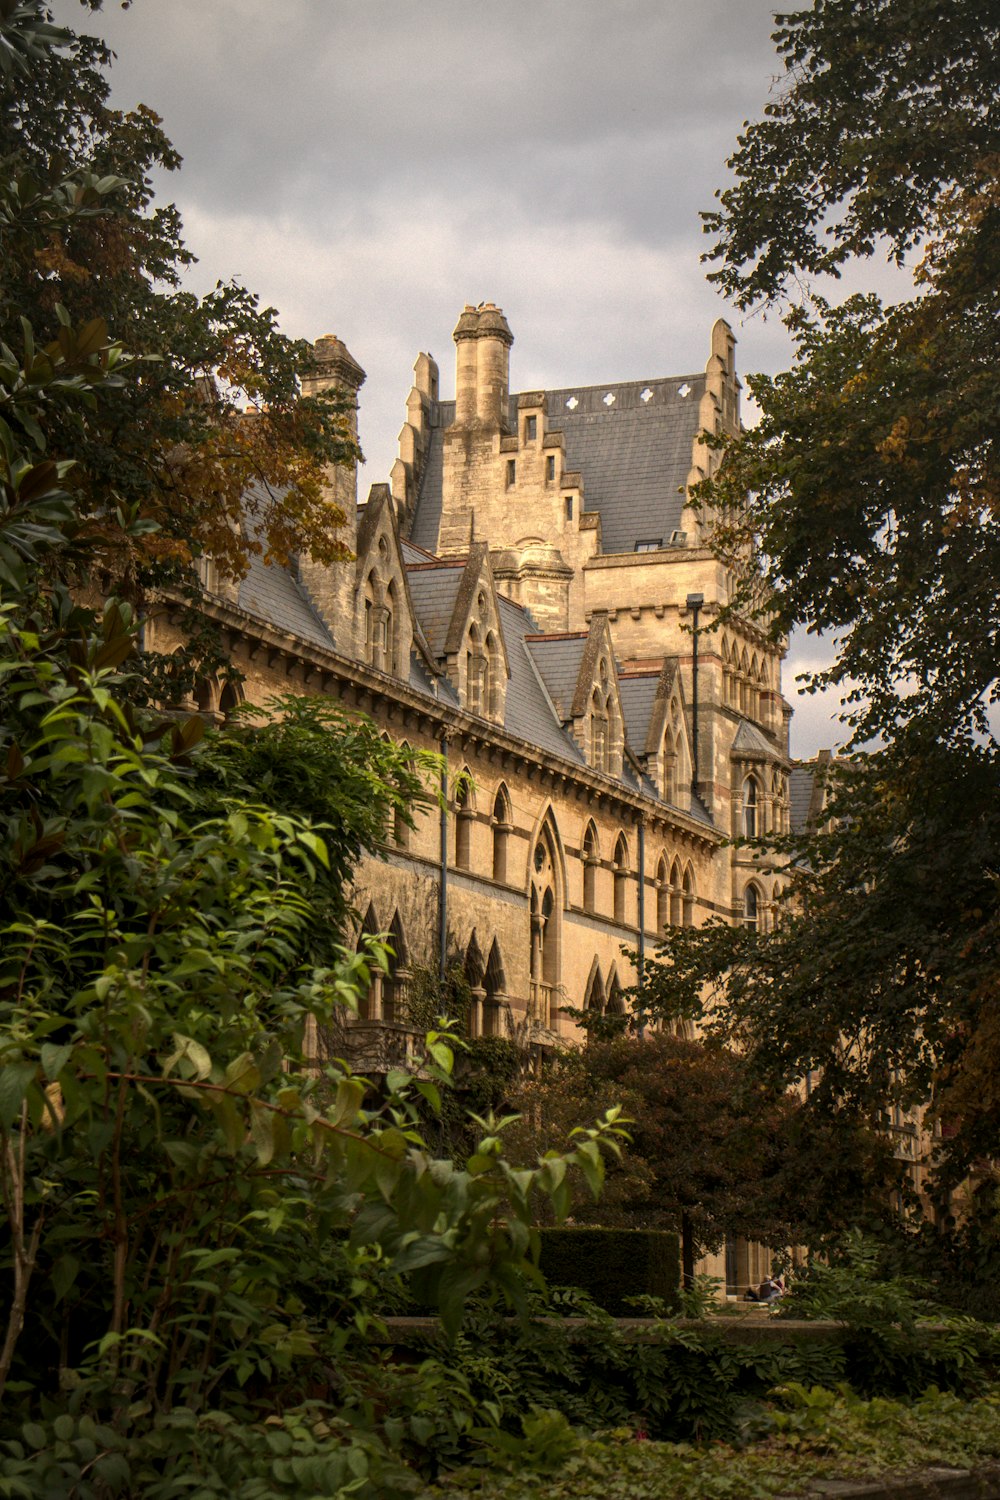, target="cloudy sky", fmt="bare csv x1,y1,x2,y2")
54,0,861,756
